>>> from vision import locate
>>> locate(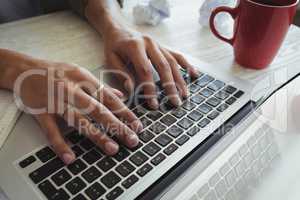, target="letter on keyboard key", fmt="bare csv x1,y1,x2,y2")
122,175,139,189
82,166,102,183
142,142,161,156
97,157,117,172
38,180,70,200
29,157,65,184
101,171,121,189
146,111,163,121
138,130,155,143
150,122,167,134
190,94,205,104
129,151,148,166
51,169,72,187
160,114,177,126
66,177,87,195
163,144,179,155
106,186,124,200
116,161,135,177
151,153,166,166
85,182,106,200
207,97,221,107
224,85,237,94
155,134,173,147
167,125,184,138
176,135,190,146
72,145,84,157
177,118,193,129
187,126,200,137
113,147,130,162
137,163,153,177
188,110,203,121
207,111,220,120
198,118,211,128
199,88,214,98
208,80,225,91
182,101,196,111
171,108,187,119
82,149,102,165
67,159,87,175
19,155,36,168
197,103,213,114
36,146,56,163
